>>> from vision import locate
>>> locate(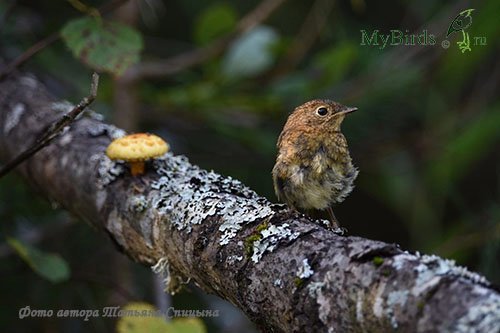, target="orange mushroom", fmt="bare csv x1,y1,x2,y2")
106,133,169,176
